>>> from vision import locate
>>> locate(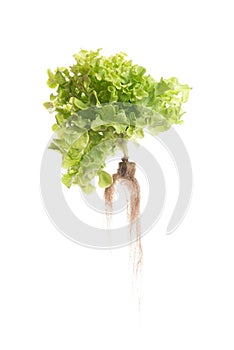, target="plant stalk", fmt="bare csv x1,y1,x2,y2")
118,137,128,160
